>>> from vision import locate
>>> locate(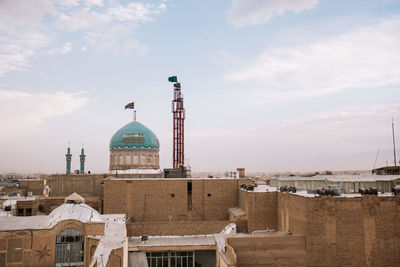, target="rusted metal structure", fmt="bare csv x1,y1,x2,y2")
169,76,185,169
